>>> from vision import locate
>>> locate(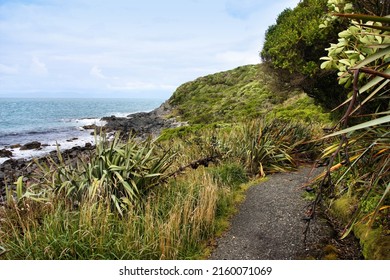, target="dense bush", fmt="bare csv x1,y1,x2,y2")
308,1,390,259
261,0,349,108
